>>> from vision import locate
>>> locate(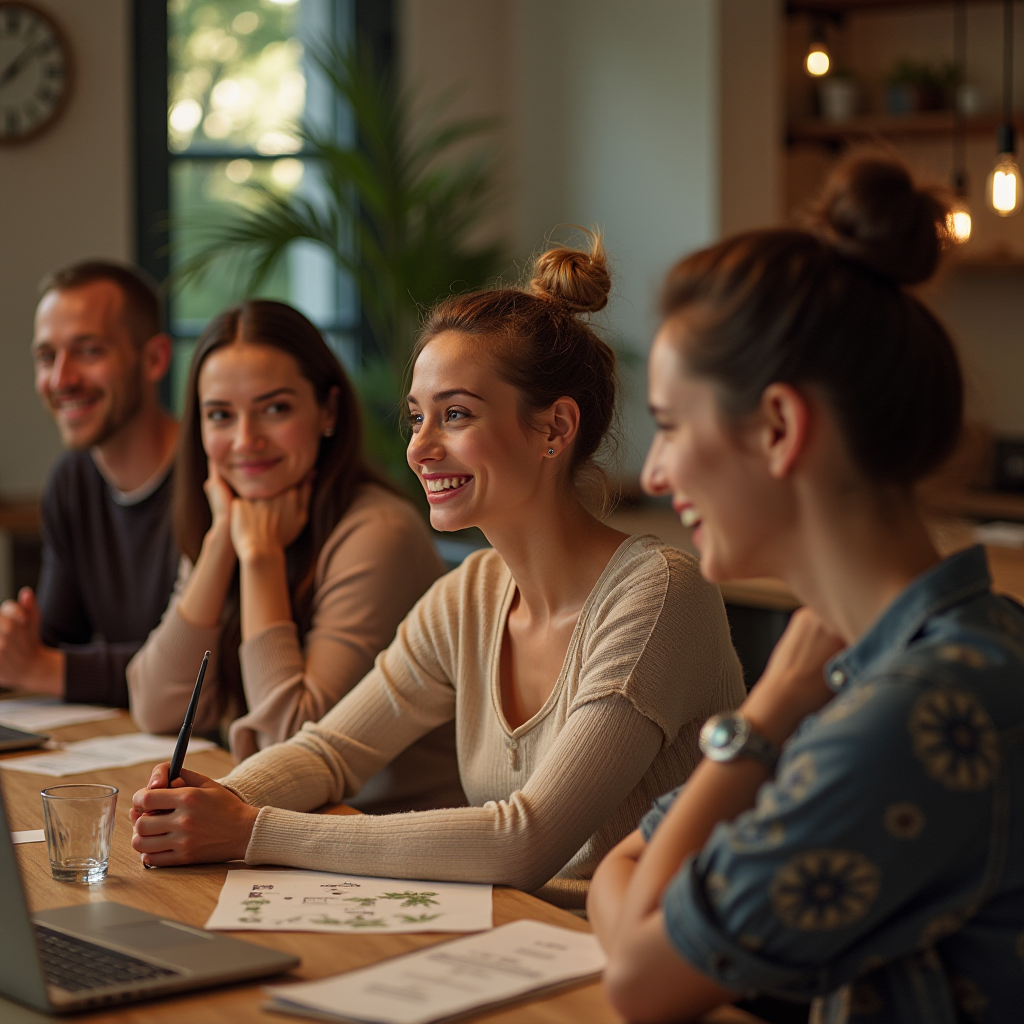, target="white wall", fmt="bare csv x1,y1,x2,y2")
399,0,781,477
0,0,131,499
